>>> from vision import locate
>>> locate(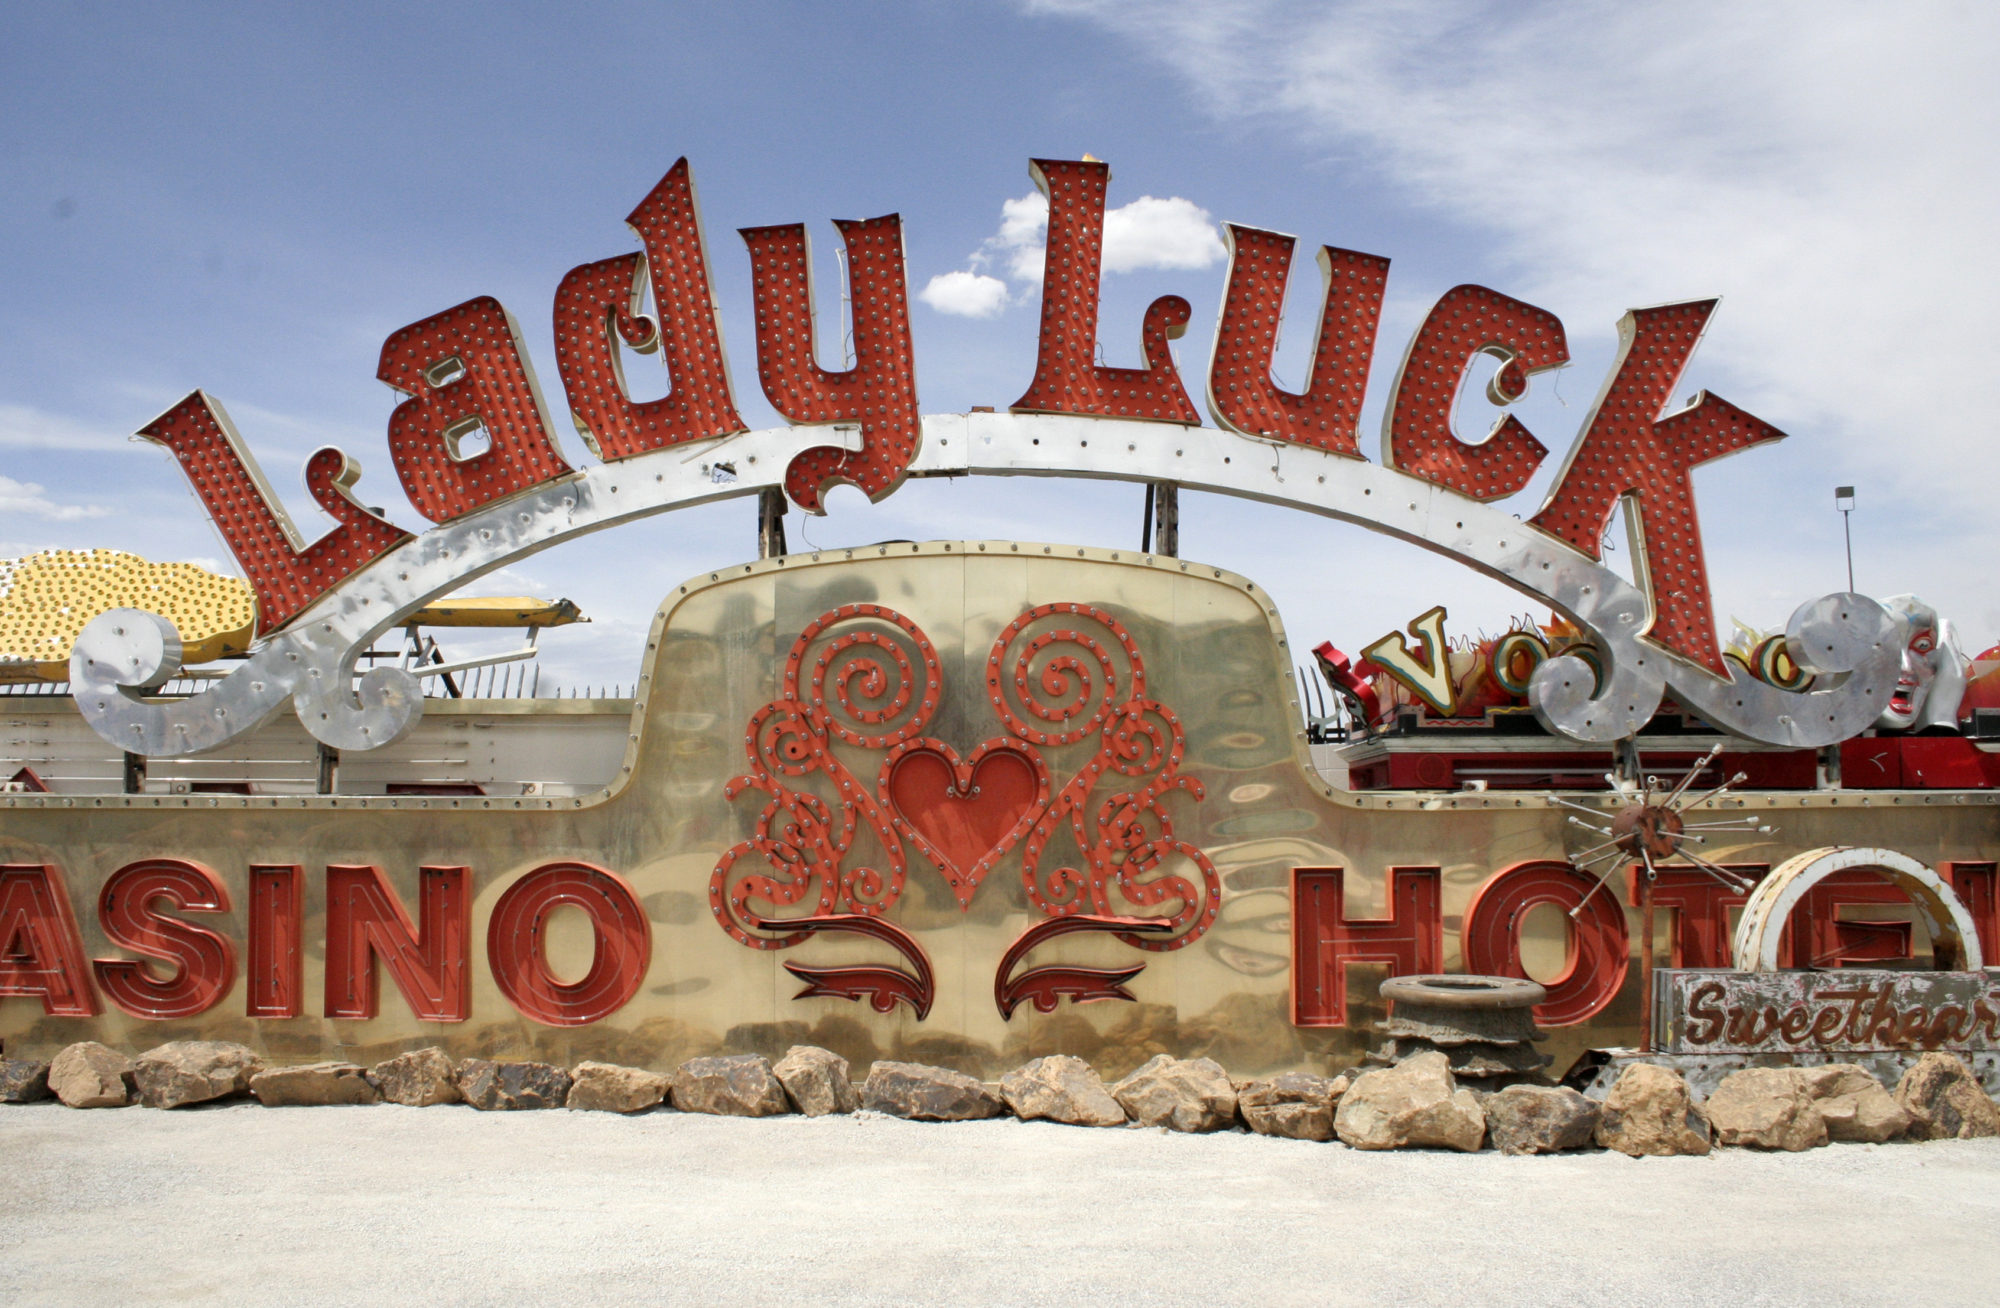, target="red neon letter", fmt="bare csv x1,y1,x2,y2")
93,859,235,1020
1641,865,1754,969
740,214,922,512
488,862,650,1027
0,864,96,1016
378,297,575,523
324,865,470,1021
1945,861,1998,960
554,159,747,461
1291,867,1441,1027
139,393,412,634
1529,301,1784,673
1779,870,1913,968
1208,226,1388,458
246,864,302,1019
1463,861,1628,1026
1009,159,1199,426
1383,285,1568,501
